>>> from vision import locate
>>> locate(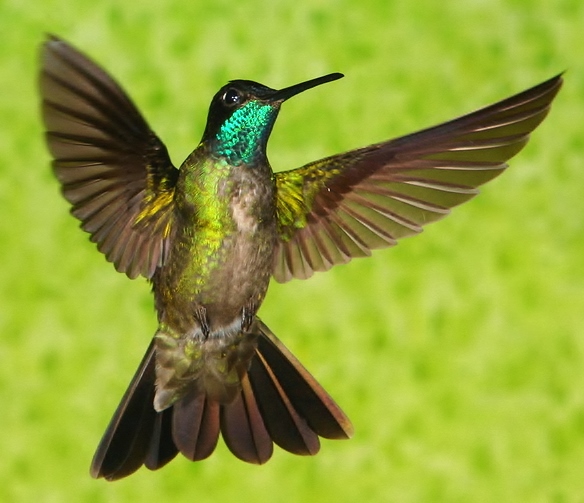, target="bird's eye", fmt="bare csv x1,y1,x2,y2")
222,89,242,106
